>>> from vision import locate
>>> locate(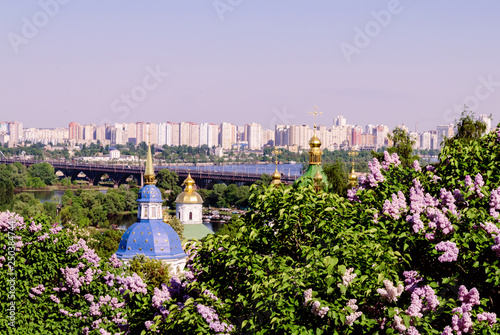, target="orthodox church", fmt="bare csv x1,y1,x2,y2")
295,127,329,191
115,145,187,273
175,173,213,240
